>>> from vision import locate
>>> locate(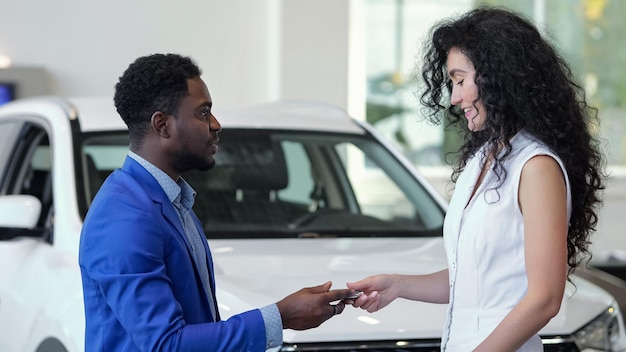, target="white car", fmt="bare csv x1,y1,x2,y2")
0,97,625,352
